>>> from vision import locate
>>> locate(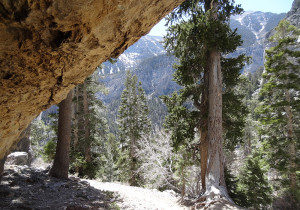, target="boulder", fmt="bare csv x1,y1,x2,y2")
6,152,30,166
